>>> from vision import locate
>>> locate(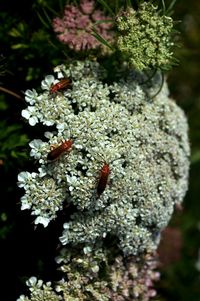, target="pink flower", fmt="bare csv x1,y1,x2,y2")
80,0,94,14
52,0,114,52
